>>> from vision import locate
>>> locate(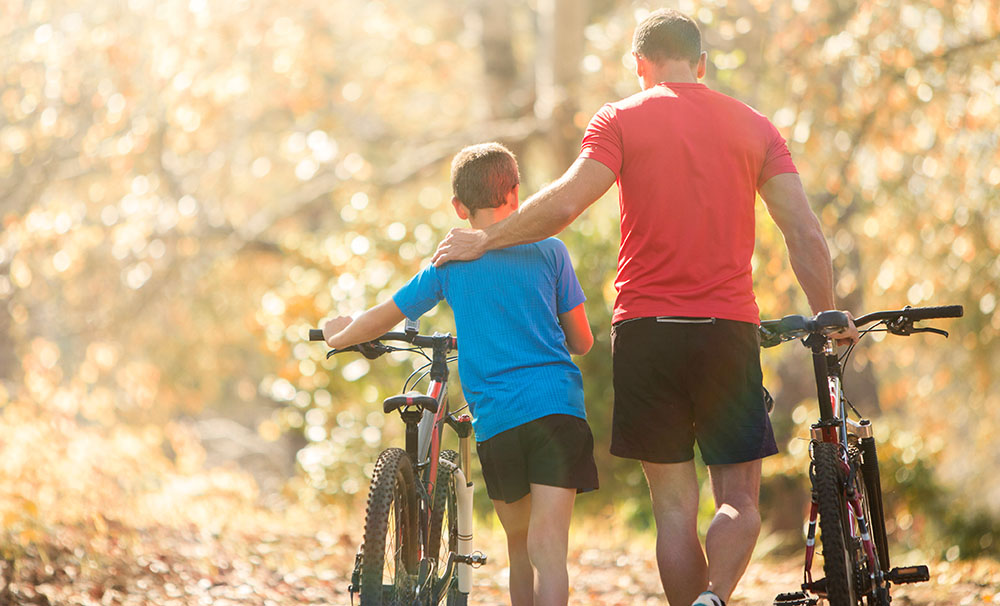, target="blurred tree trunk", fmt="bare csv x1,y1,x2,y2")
535,0,586,169
0,283,14,381
476,0,520,122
